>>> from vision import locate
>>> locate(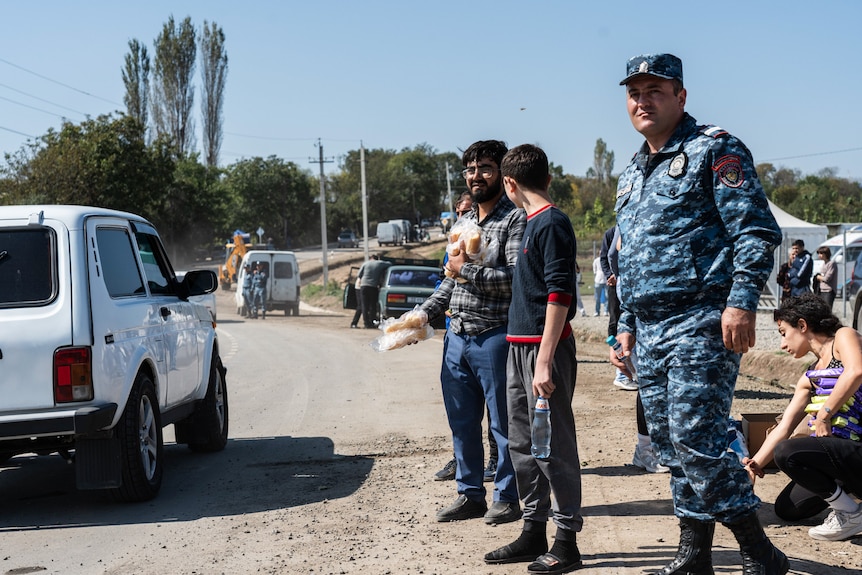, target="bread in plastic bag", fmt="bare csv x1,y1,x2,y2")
371,307,434,351
444,218,500,282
